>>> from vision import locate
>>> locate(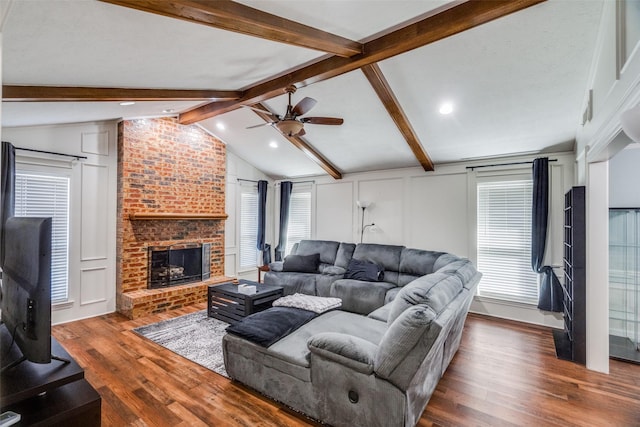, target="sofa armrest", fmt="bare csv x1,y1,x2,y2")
269,261,284,272
308,332,377,374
